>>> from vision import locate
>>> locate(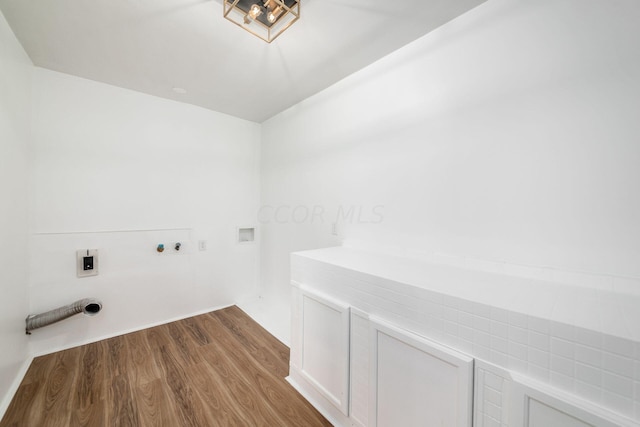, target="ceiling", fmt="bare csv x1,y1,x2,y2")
0,0,487,123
